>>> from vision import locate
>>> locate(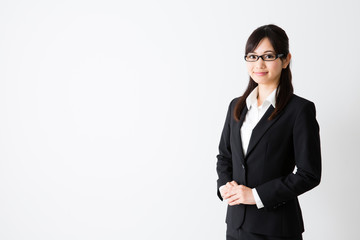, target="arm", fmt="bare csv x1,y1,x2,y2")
256,102,322,210
216,99,235,201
